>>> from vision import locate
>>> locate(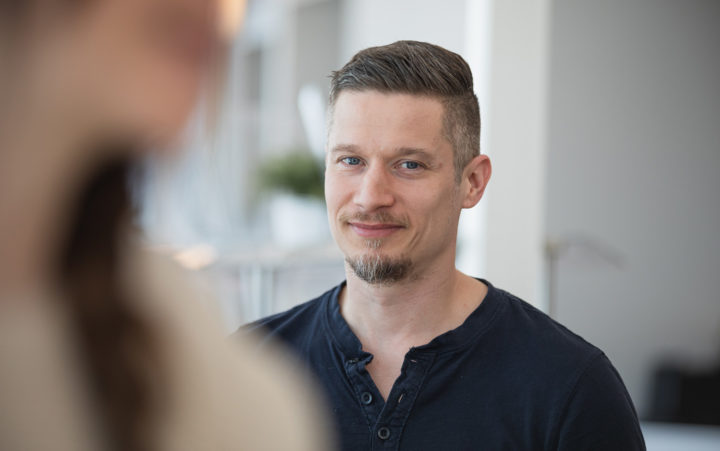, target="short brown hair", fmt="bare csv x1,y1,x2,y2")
329,40,480,180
